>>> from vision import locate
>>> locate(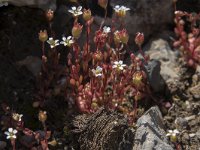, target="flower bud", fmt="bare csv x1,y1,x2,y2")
120,29,129,44
72,23,83,39
45,9,54,22
70,78,76,86
83,9,92,21
93,50,103,62
42,55,48,63
135,32,144,46
114,30,121,44
38,111,47,123
39,30,48,42
132,72,143,88
98,0,108,9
